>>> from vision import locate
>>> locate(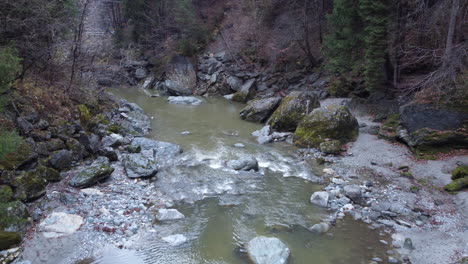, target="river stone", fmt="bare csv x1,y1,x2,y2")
162,234,188,246
156,209,185,221
131,138,182,163
309,222,331,234
227,156,259,171
122,153,158,178
240,97,282,123
0,232,21,250
48,150,73,170
167,96,204,105
227,76,243,91
246,236,290,264
68,157,114,188
101,133,125,148
232,79,256,103
163,55,196,96
310,191,329,207
343,185,362,203
79,132,100,154
38,212,83,238
268,91,320,132
294,105,359,148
